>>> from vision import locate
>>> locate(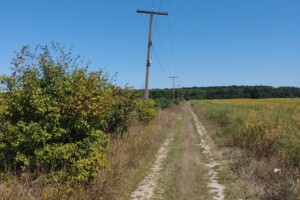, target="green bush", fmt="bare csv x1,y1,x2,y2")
0,44,138,184
106,87,138,134
154,97,170,109
136,99,158,123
